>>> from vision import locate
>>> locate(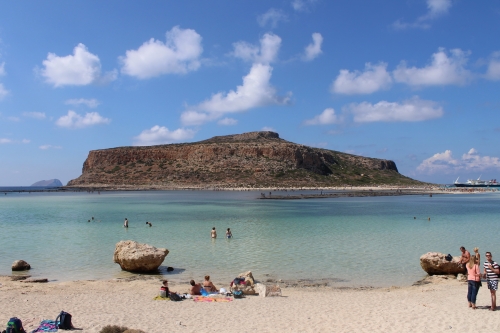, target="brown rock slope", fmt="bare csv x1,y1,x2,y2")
67,131,423,188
